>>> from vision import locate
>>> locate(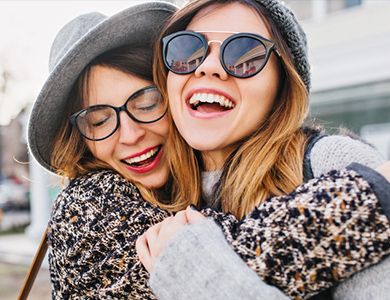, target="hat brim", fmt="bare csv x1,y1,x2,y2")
27,1,177,173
